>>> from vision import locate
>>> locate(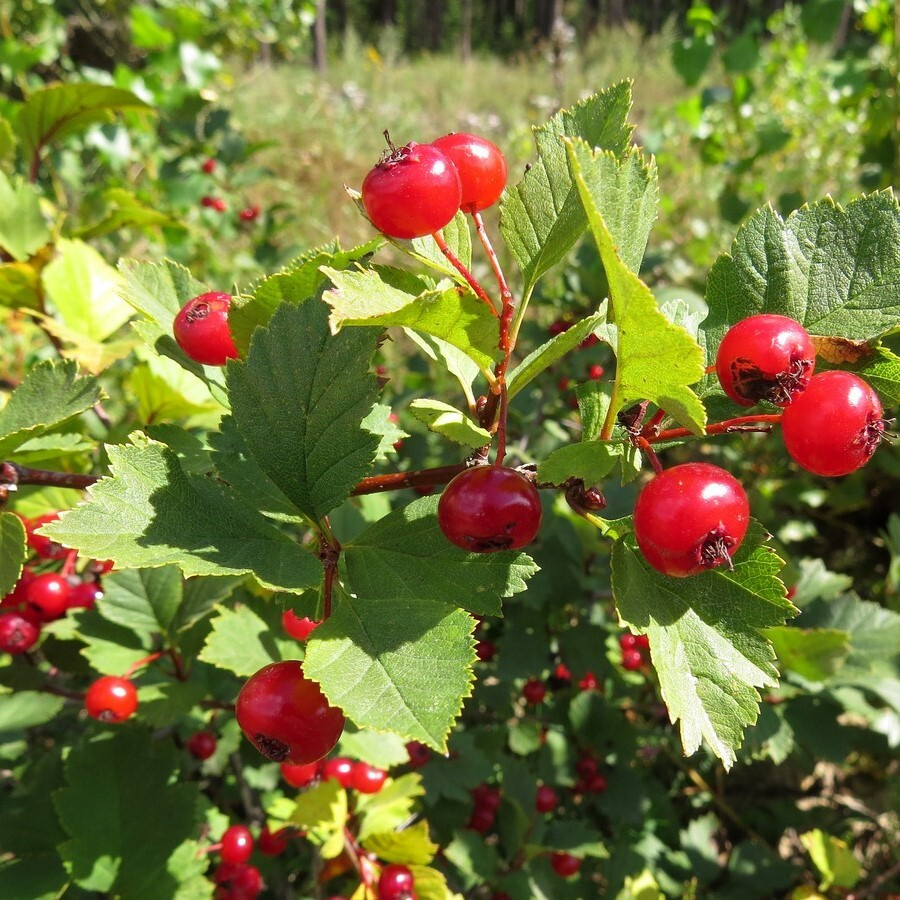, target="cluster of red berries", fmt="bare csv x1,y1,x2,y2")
572,753,608,796
619,631,650,671
466,782,502,833
362,132,507,240
210,822,288,900
200,158,260,222
280,755,388,795
0,512,109,656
